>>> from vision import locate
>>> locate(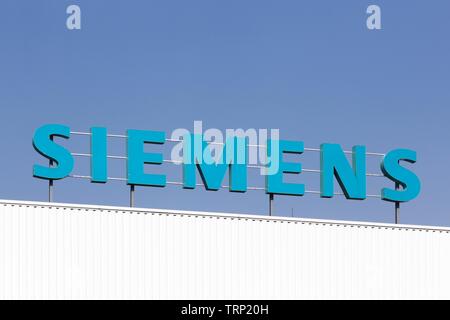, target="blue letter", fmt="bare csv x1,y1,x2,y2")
33,124,74,180
183,134,247,192
381,149,420,202
127,130,166,187
266,140,304,196
91,127,107,183
321,144,366,200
